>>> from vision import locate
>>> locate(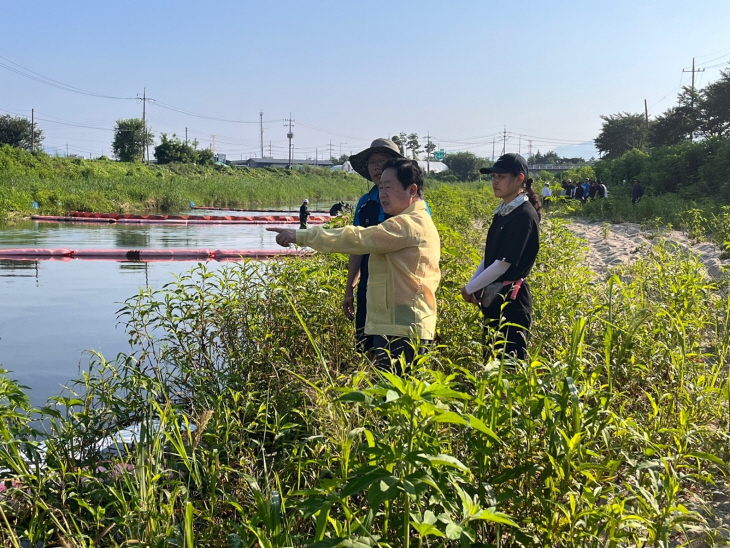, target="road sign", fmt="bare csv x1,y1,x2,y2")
434,149,445,161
